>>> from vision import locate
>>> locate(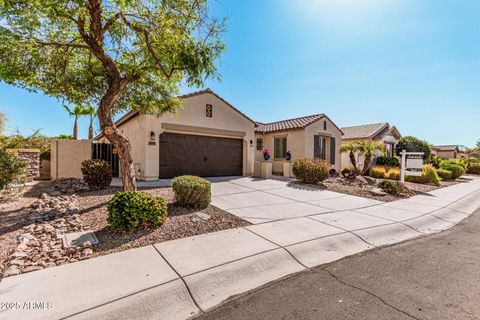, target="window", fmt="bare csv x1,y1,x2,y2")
274,137,287,159
330,137,336,165
256,137,264,151
323,120,327,131
385,143,394,157
314,135,327,160
206,104,213,117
